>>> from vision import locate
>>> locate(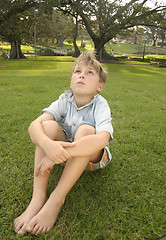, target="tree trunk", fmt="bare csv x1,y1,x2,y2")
94,43,116,61
10,40,26,59
152,36,158,47
58,37,64,47
142,42,146,61
160,31,165,47
73,16,80,57
134,34,137,44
